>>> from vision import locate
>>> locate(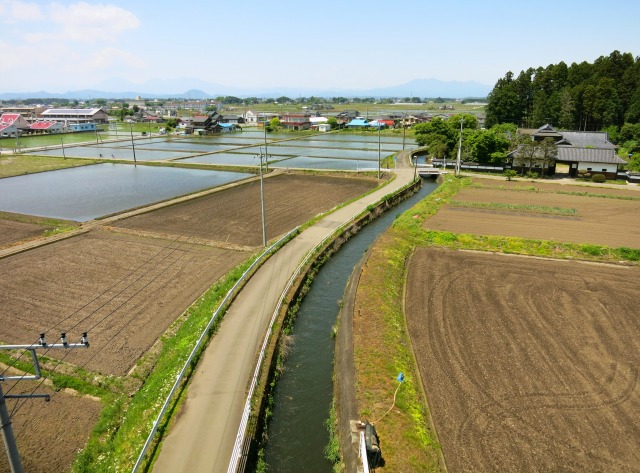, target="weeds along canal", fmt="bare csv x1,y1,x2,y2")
263,179,439,472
